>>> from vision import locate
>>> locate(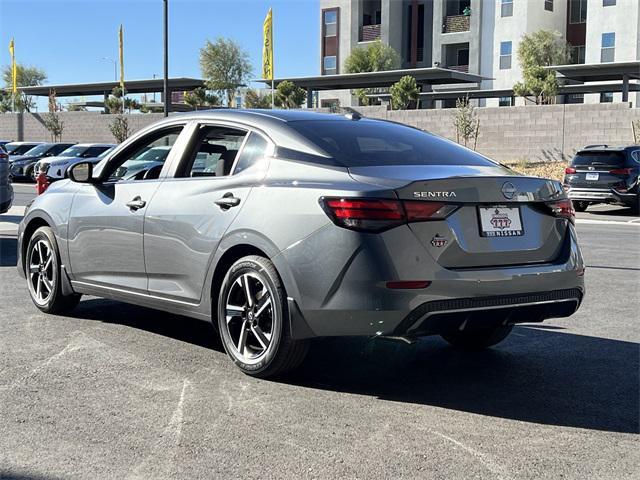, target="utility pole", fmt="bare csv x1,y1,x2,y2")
163,0,169,117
